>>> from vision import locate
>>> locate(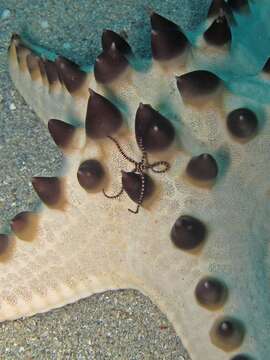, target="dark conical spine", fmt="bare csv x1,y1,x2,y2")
55,56,87,93
32,177,62,206
135,103,175,152
48,119,76,149
176,70,222,101
204,16,232,47
85,89,123,138
150,12,189,61
122,171,154,204
94,43,129,84
102,30,132,55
